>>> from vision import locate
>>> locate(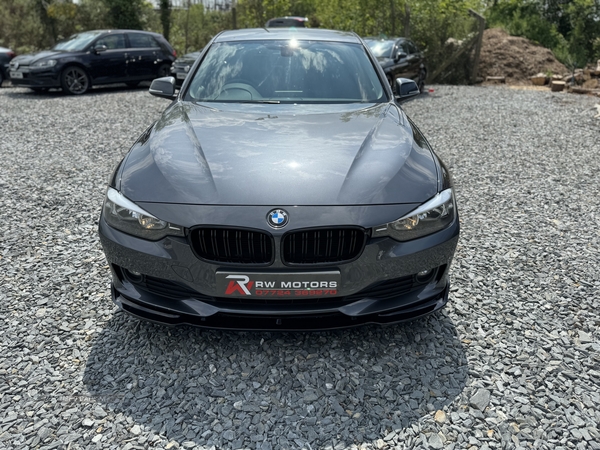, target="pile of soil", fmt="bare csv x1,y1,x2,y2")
478,28,568,85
